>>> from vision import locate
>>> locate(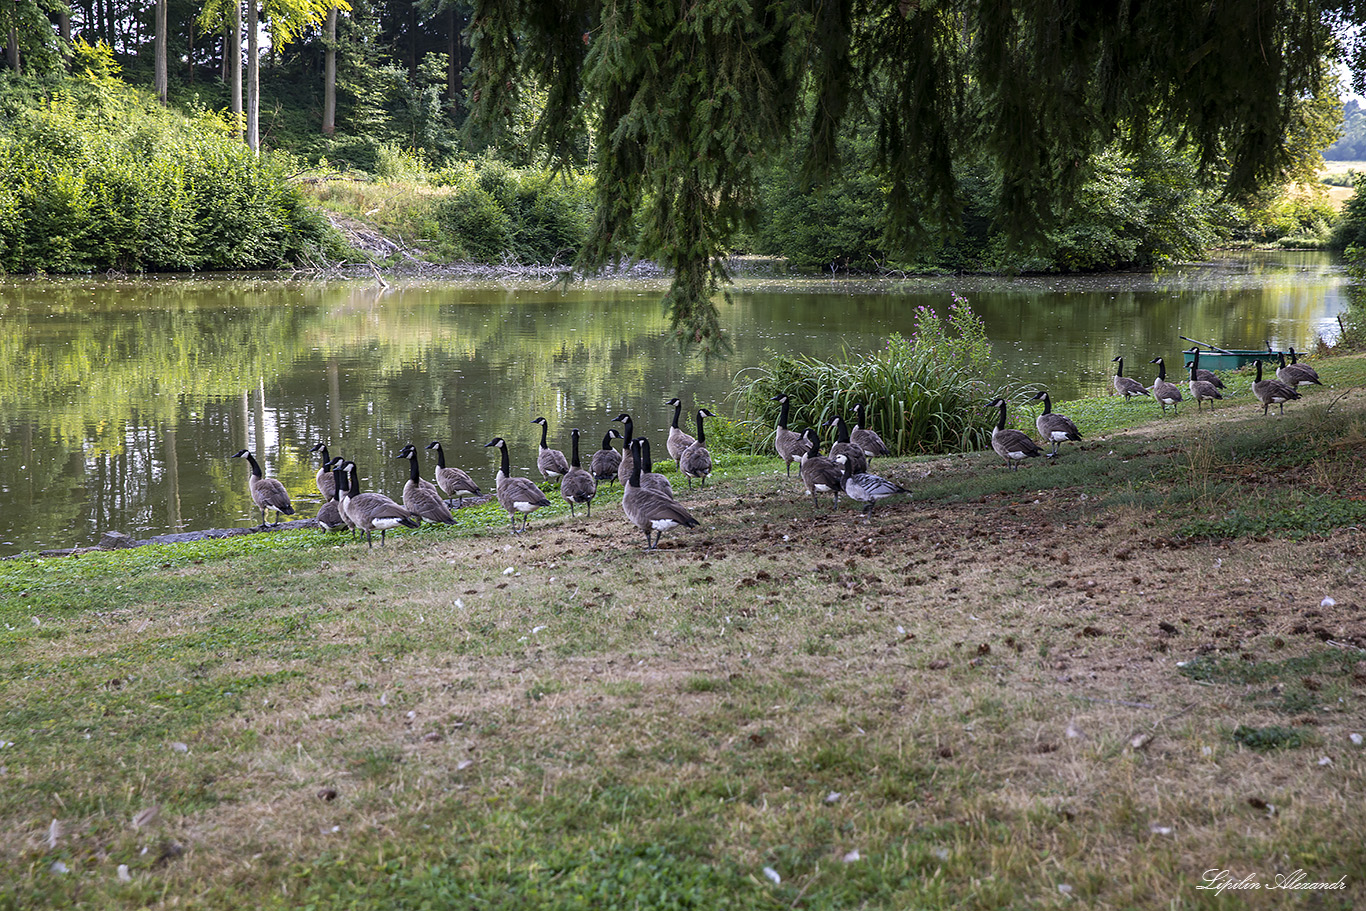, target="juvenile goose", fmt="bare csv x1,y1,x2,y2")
1277,349,1322,387
678,409,715,488
485,437,550,533
827,415,869,476
559,428,597,517
1187,353,1223,412
310,442,335,499
231,449,295,527
339,460,419,547
987,398,1043,469
1252,360,1301,416
850,403,891,458
591,429,624,486
315,458,347,532
1185,348,1225,388
424,441,481,507
613,413,637,486
1149,357,1183,415
771,393,812,476
798,428,844,512
1032,390,1081,457
835,452,907,519
531,417,570,482
396,444,454,525
621,438,699,549
1112,356,1151,402
665,397,697,461
634,437,676,499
